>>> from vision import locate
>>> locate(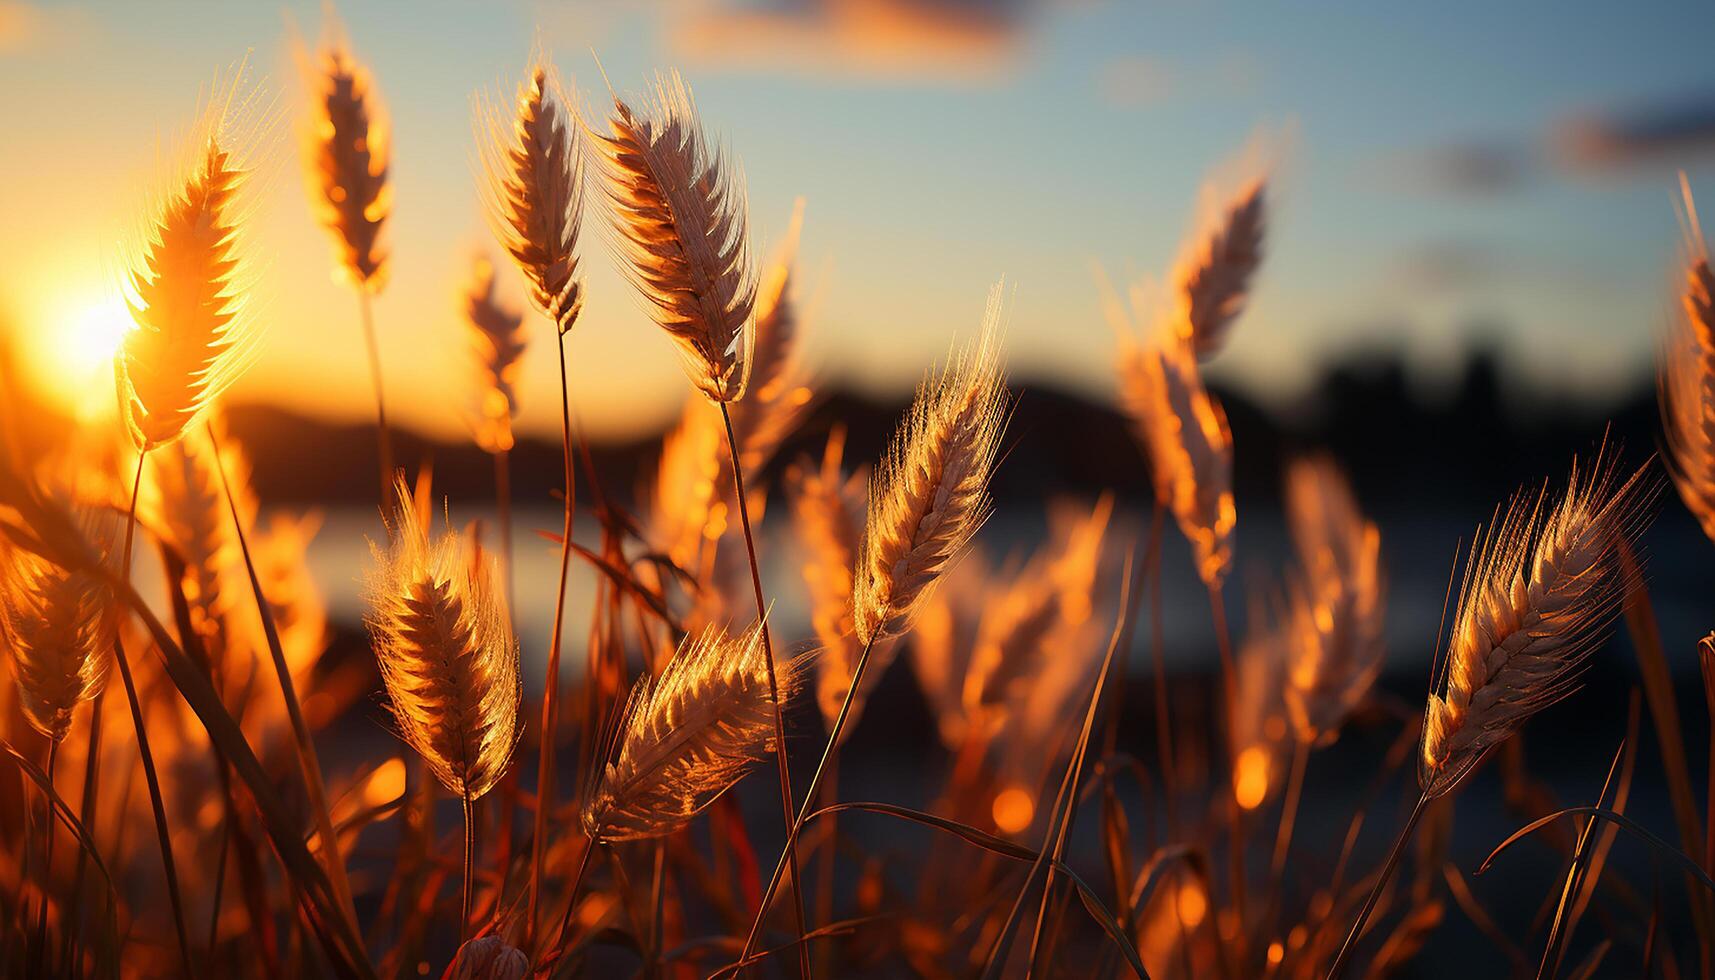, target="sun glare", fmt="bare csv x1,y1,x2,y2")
63,295,133,378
